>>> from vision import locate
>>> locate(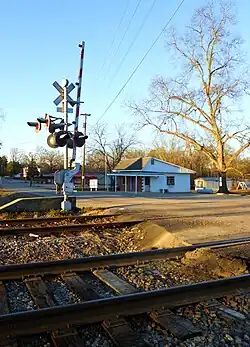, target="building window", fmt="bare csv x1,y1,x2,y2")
145,177,150,185
151,158,155,165
167,176,175,186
